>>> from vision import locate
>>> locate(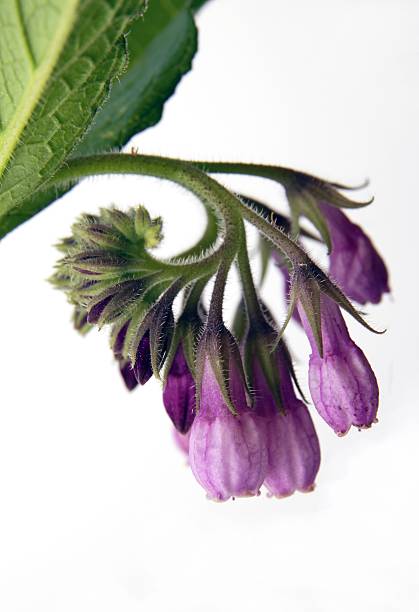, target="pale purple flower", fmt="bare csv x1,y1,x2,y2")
173,428,191,457
163,345,195,433
319,203,389,305
298,294,379,435
253,352,320,497
189,357,267,501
